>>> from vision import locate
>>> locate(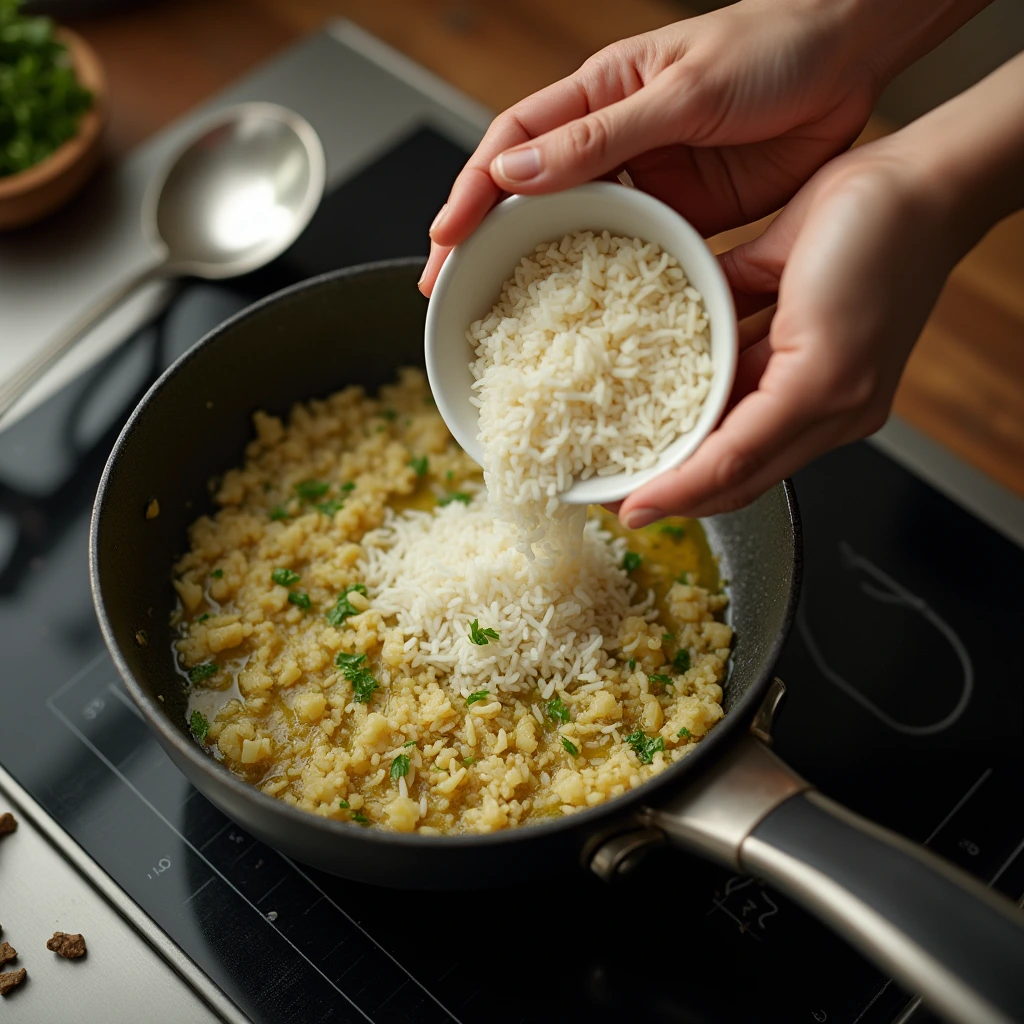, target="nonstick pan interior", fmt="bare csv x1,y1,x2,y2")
91,259,800,886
